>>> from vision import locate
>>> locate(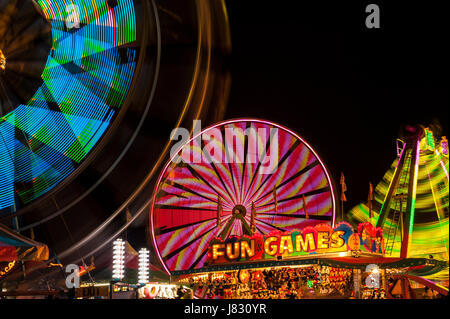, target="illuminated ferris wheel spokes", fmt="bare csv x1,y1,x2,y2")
151,119,336,273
